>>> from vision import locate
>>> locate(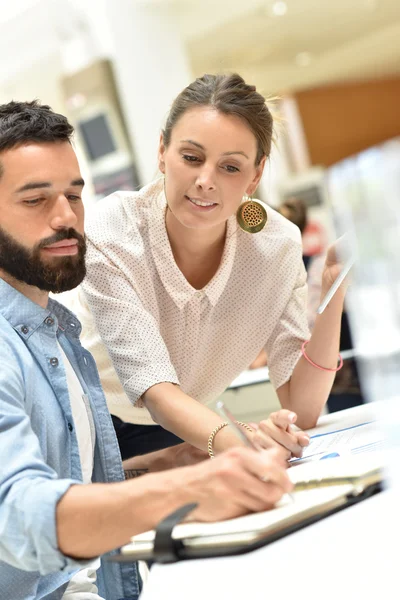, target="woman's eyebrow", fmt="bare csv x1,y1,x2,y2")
180,139,249,159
